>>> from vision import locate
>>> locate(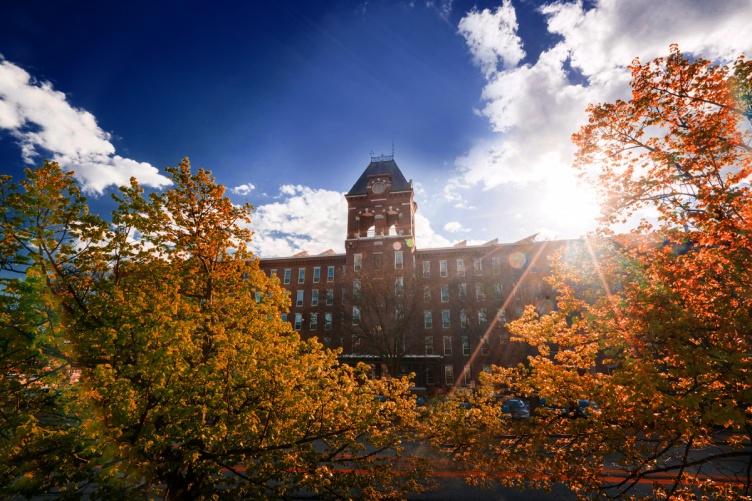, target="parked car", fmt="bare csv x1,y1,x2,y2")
501,398,530,419
539,397,599,418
